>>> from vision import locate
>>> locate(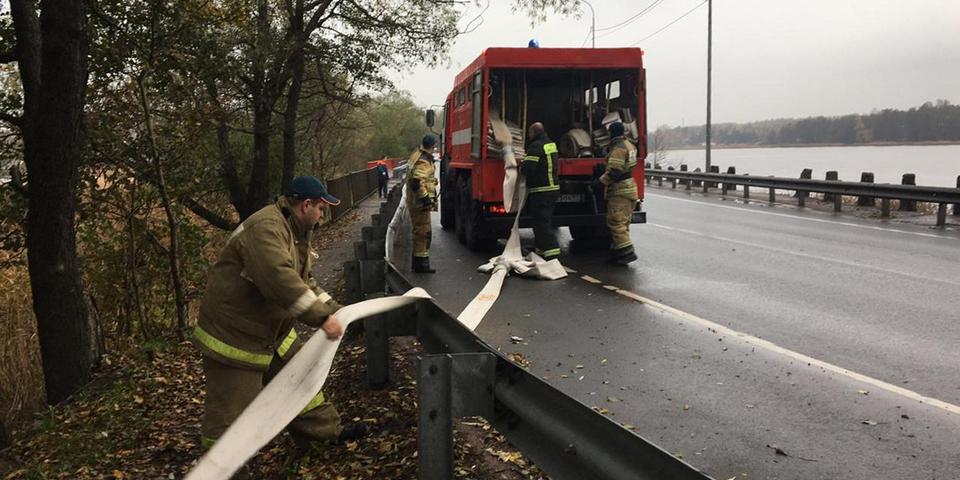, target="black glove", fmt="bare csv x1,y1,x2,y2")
591,178,604,192
608,169,628,182
419,196,434,208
